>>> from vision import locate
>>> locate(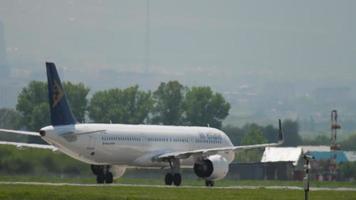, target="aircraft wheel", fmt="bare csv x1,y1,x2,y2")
205,180,214,187
165,173,173,185
96,174,105,184
173,173,182,186
91,165,104,175
105,172,114,184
